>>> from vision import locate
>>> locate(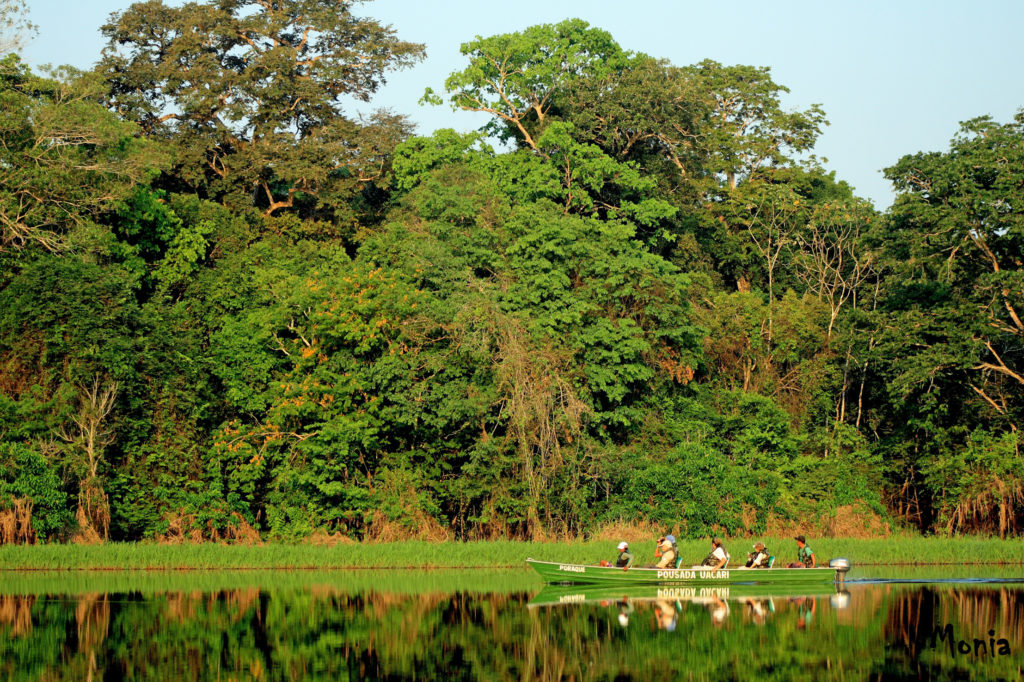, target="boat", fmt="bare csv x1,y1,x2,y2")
525,557,850,586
